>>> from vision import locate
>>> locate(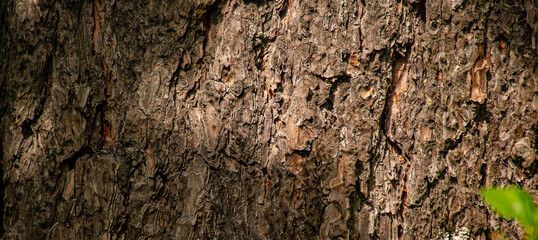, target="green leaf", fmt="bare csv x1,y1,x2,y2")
481,186,538,228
